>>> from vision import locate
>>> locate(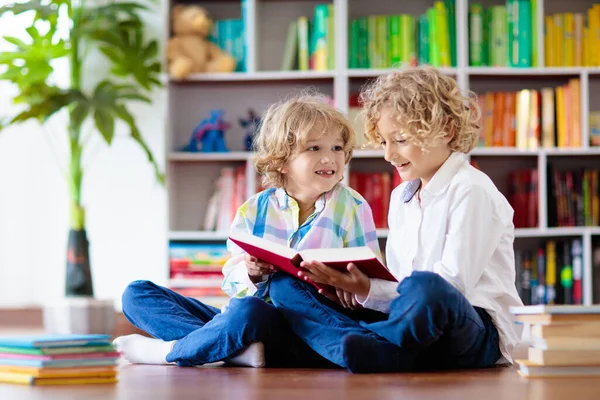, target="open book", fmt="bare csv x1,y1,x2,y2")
229,230,397,292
